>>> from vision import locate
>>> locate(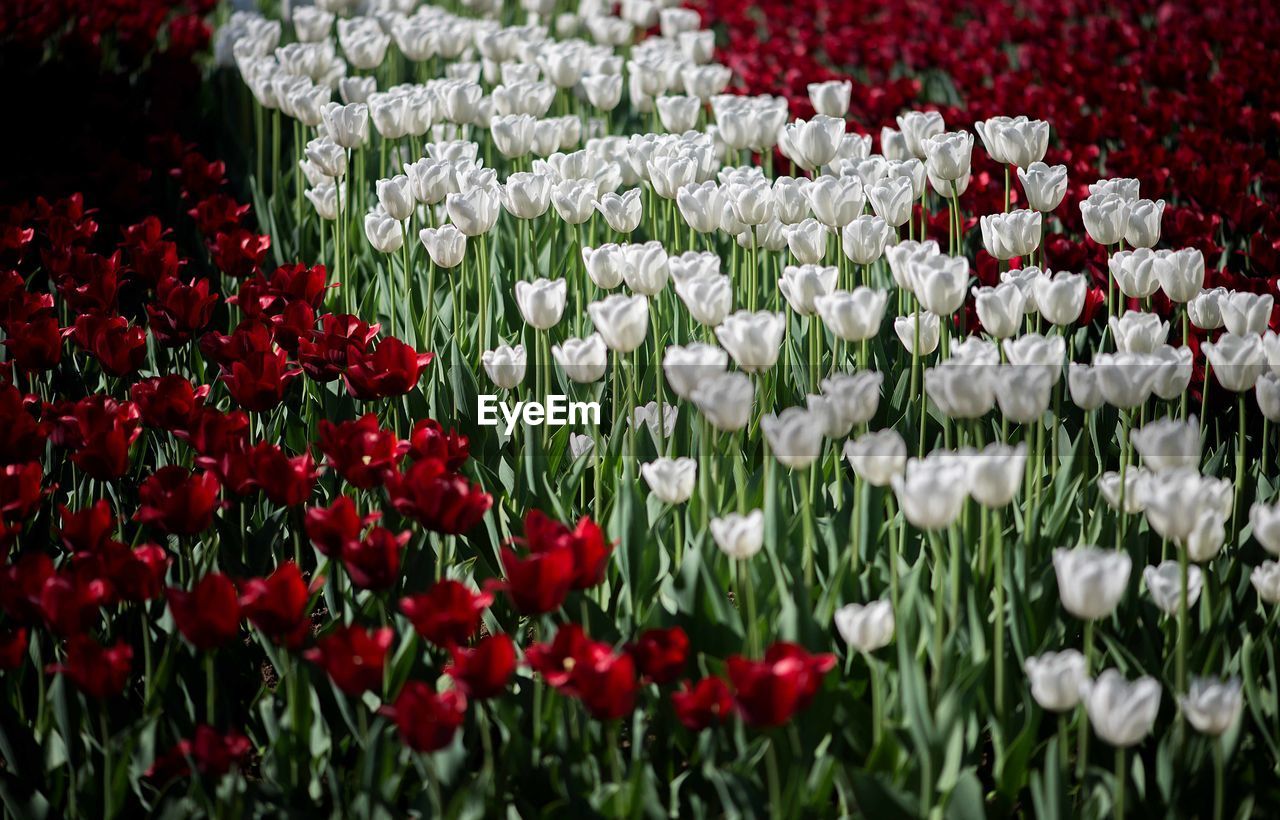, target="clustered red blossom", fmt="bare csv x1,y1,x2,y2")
699,0,1280,369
